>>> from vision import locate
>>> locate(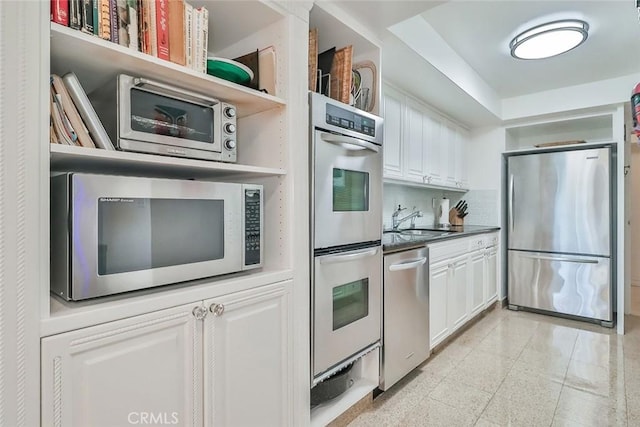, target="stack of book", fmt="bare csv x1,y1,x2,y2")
51,0,209,73
50,72,115,150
